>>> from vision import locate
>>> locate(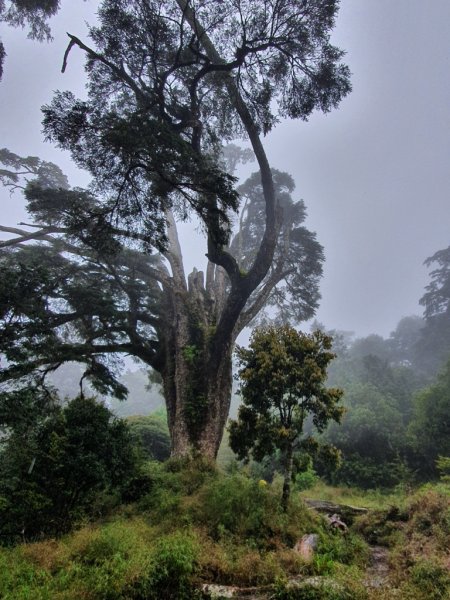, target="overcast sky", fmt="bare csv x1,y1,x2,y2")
1,0,449,339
